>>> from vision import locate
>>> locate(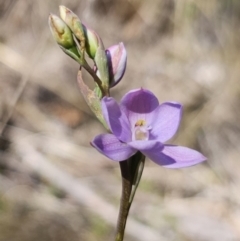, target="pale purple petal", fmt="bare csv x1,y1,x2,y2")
150,102,182,142
143,144,206,168
120,89,159,128
91,134,137,161
102,97,131,142
128,140,164,152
